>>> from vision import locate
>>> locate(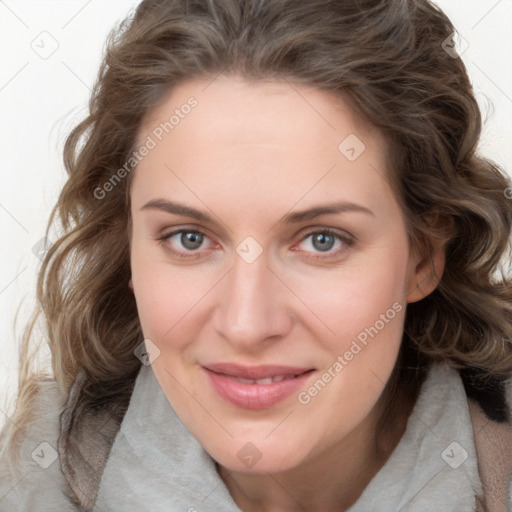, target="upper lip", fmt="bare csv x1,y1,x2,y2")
203,363,314,380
